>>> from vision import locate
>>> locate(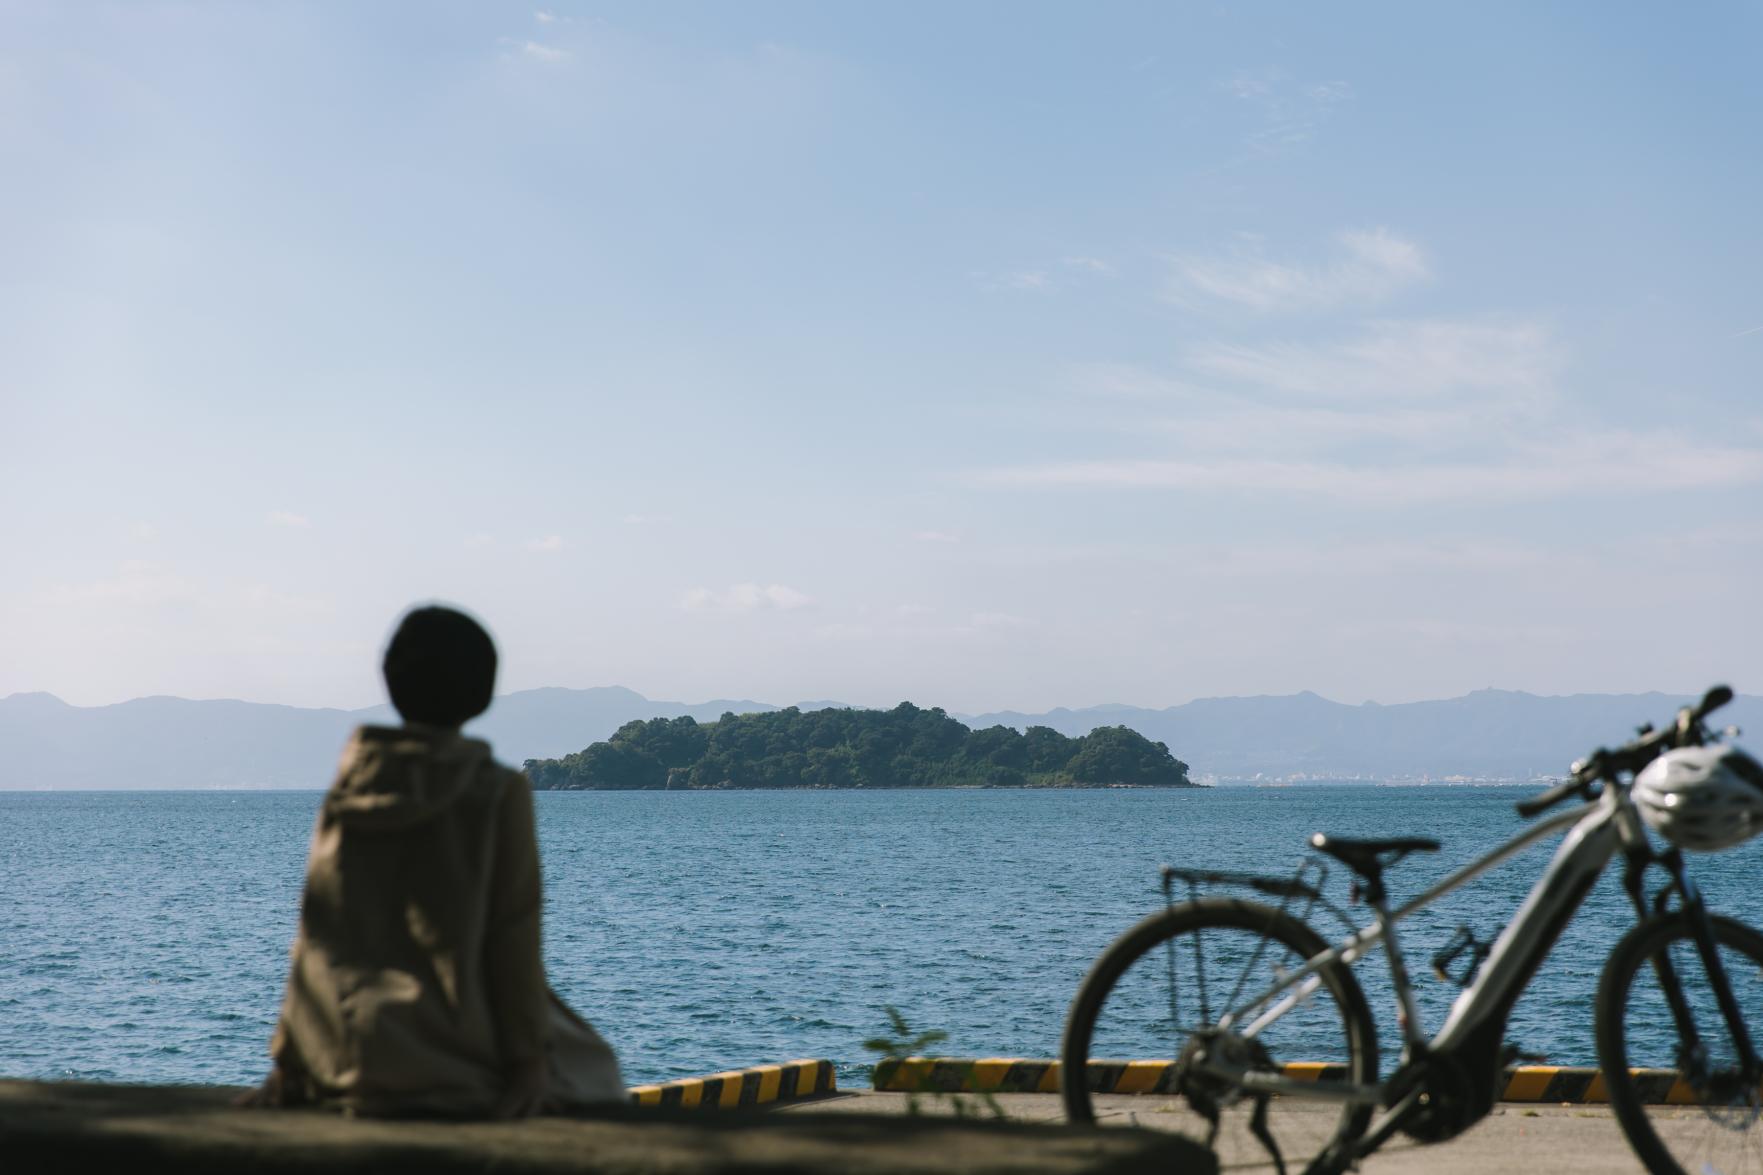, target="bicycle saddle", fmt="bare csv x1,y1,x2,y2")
1308,833,1441,879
